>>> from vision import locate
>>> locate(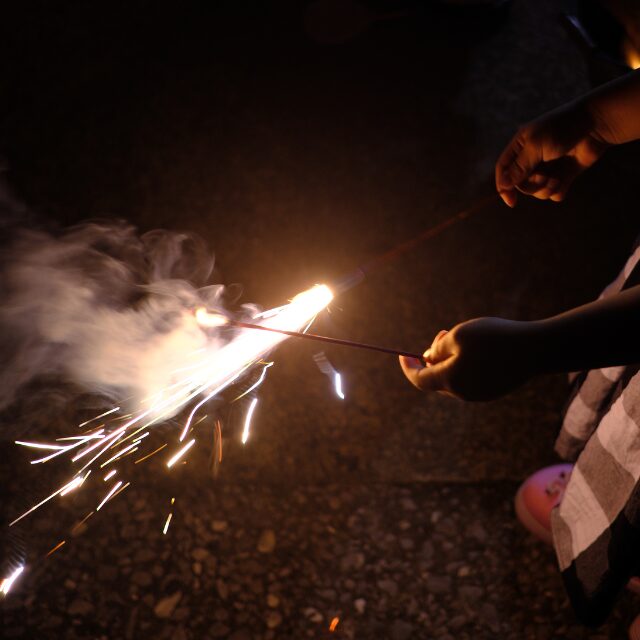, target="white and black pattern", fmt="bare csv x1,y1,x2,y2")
551,243,640,626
